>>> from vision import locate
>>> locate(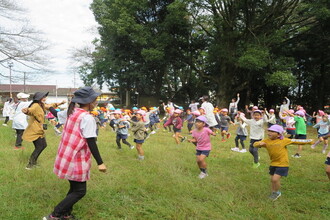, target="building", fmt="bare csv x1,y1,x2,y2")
0,84,119,107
